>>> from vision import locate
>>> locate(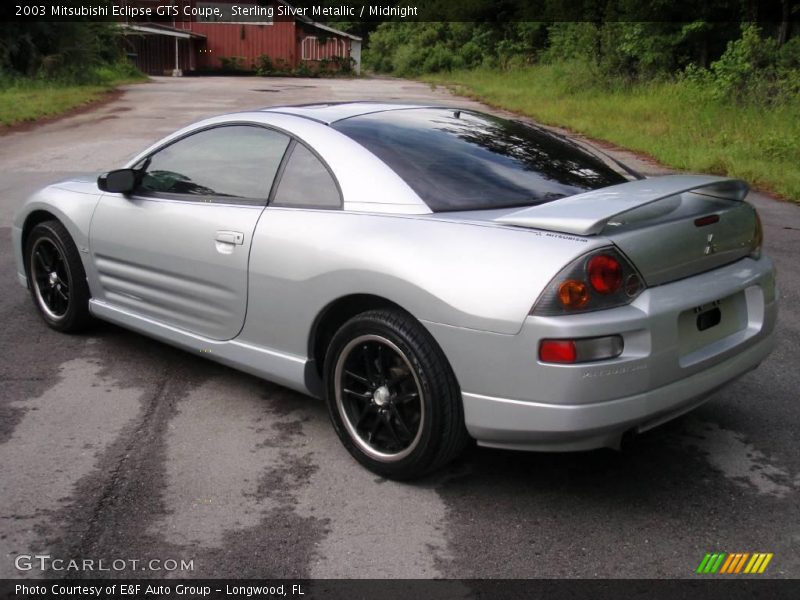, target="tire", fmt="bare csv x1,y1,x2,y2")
24,220,92,332
323,308,470,480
